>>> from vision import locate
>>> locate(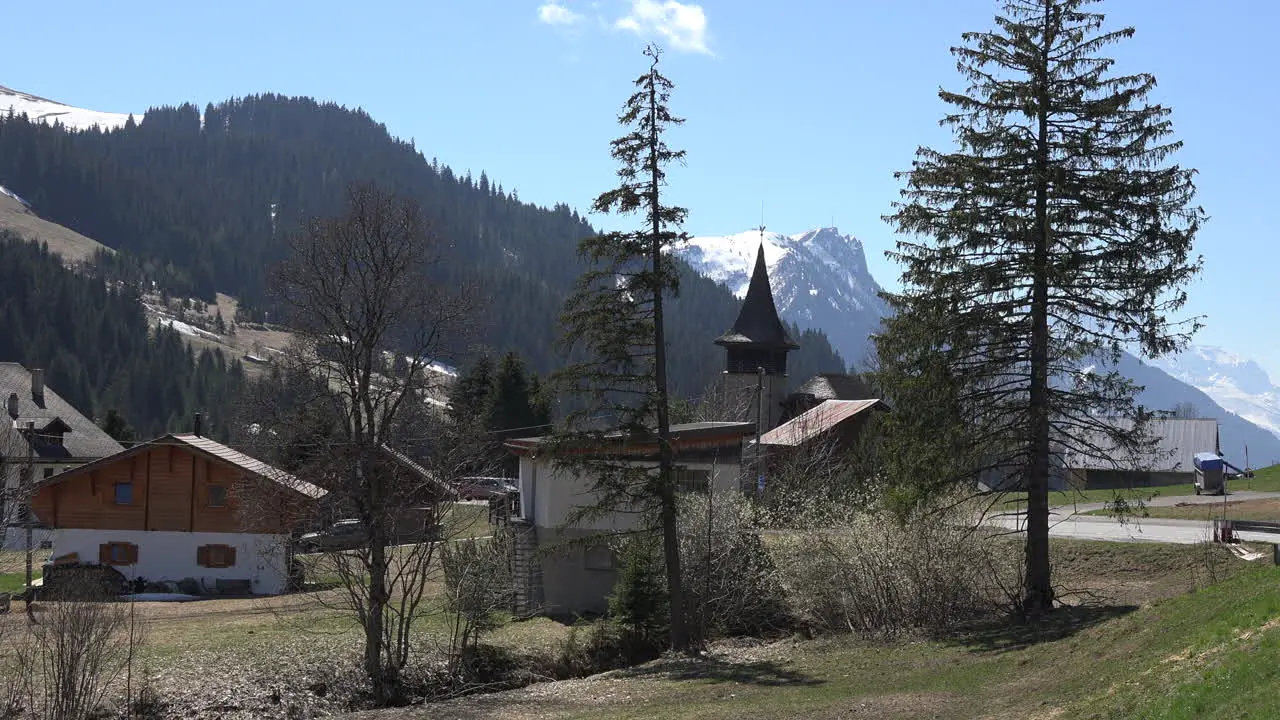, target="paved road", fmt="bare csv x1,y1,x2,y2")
986,490,1280,546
